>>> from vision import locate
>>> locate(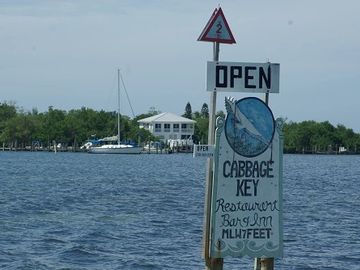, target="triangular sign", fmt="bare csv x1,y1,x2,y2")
198,7,236,44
